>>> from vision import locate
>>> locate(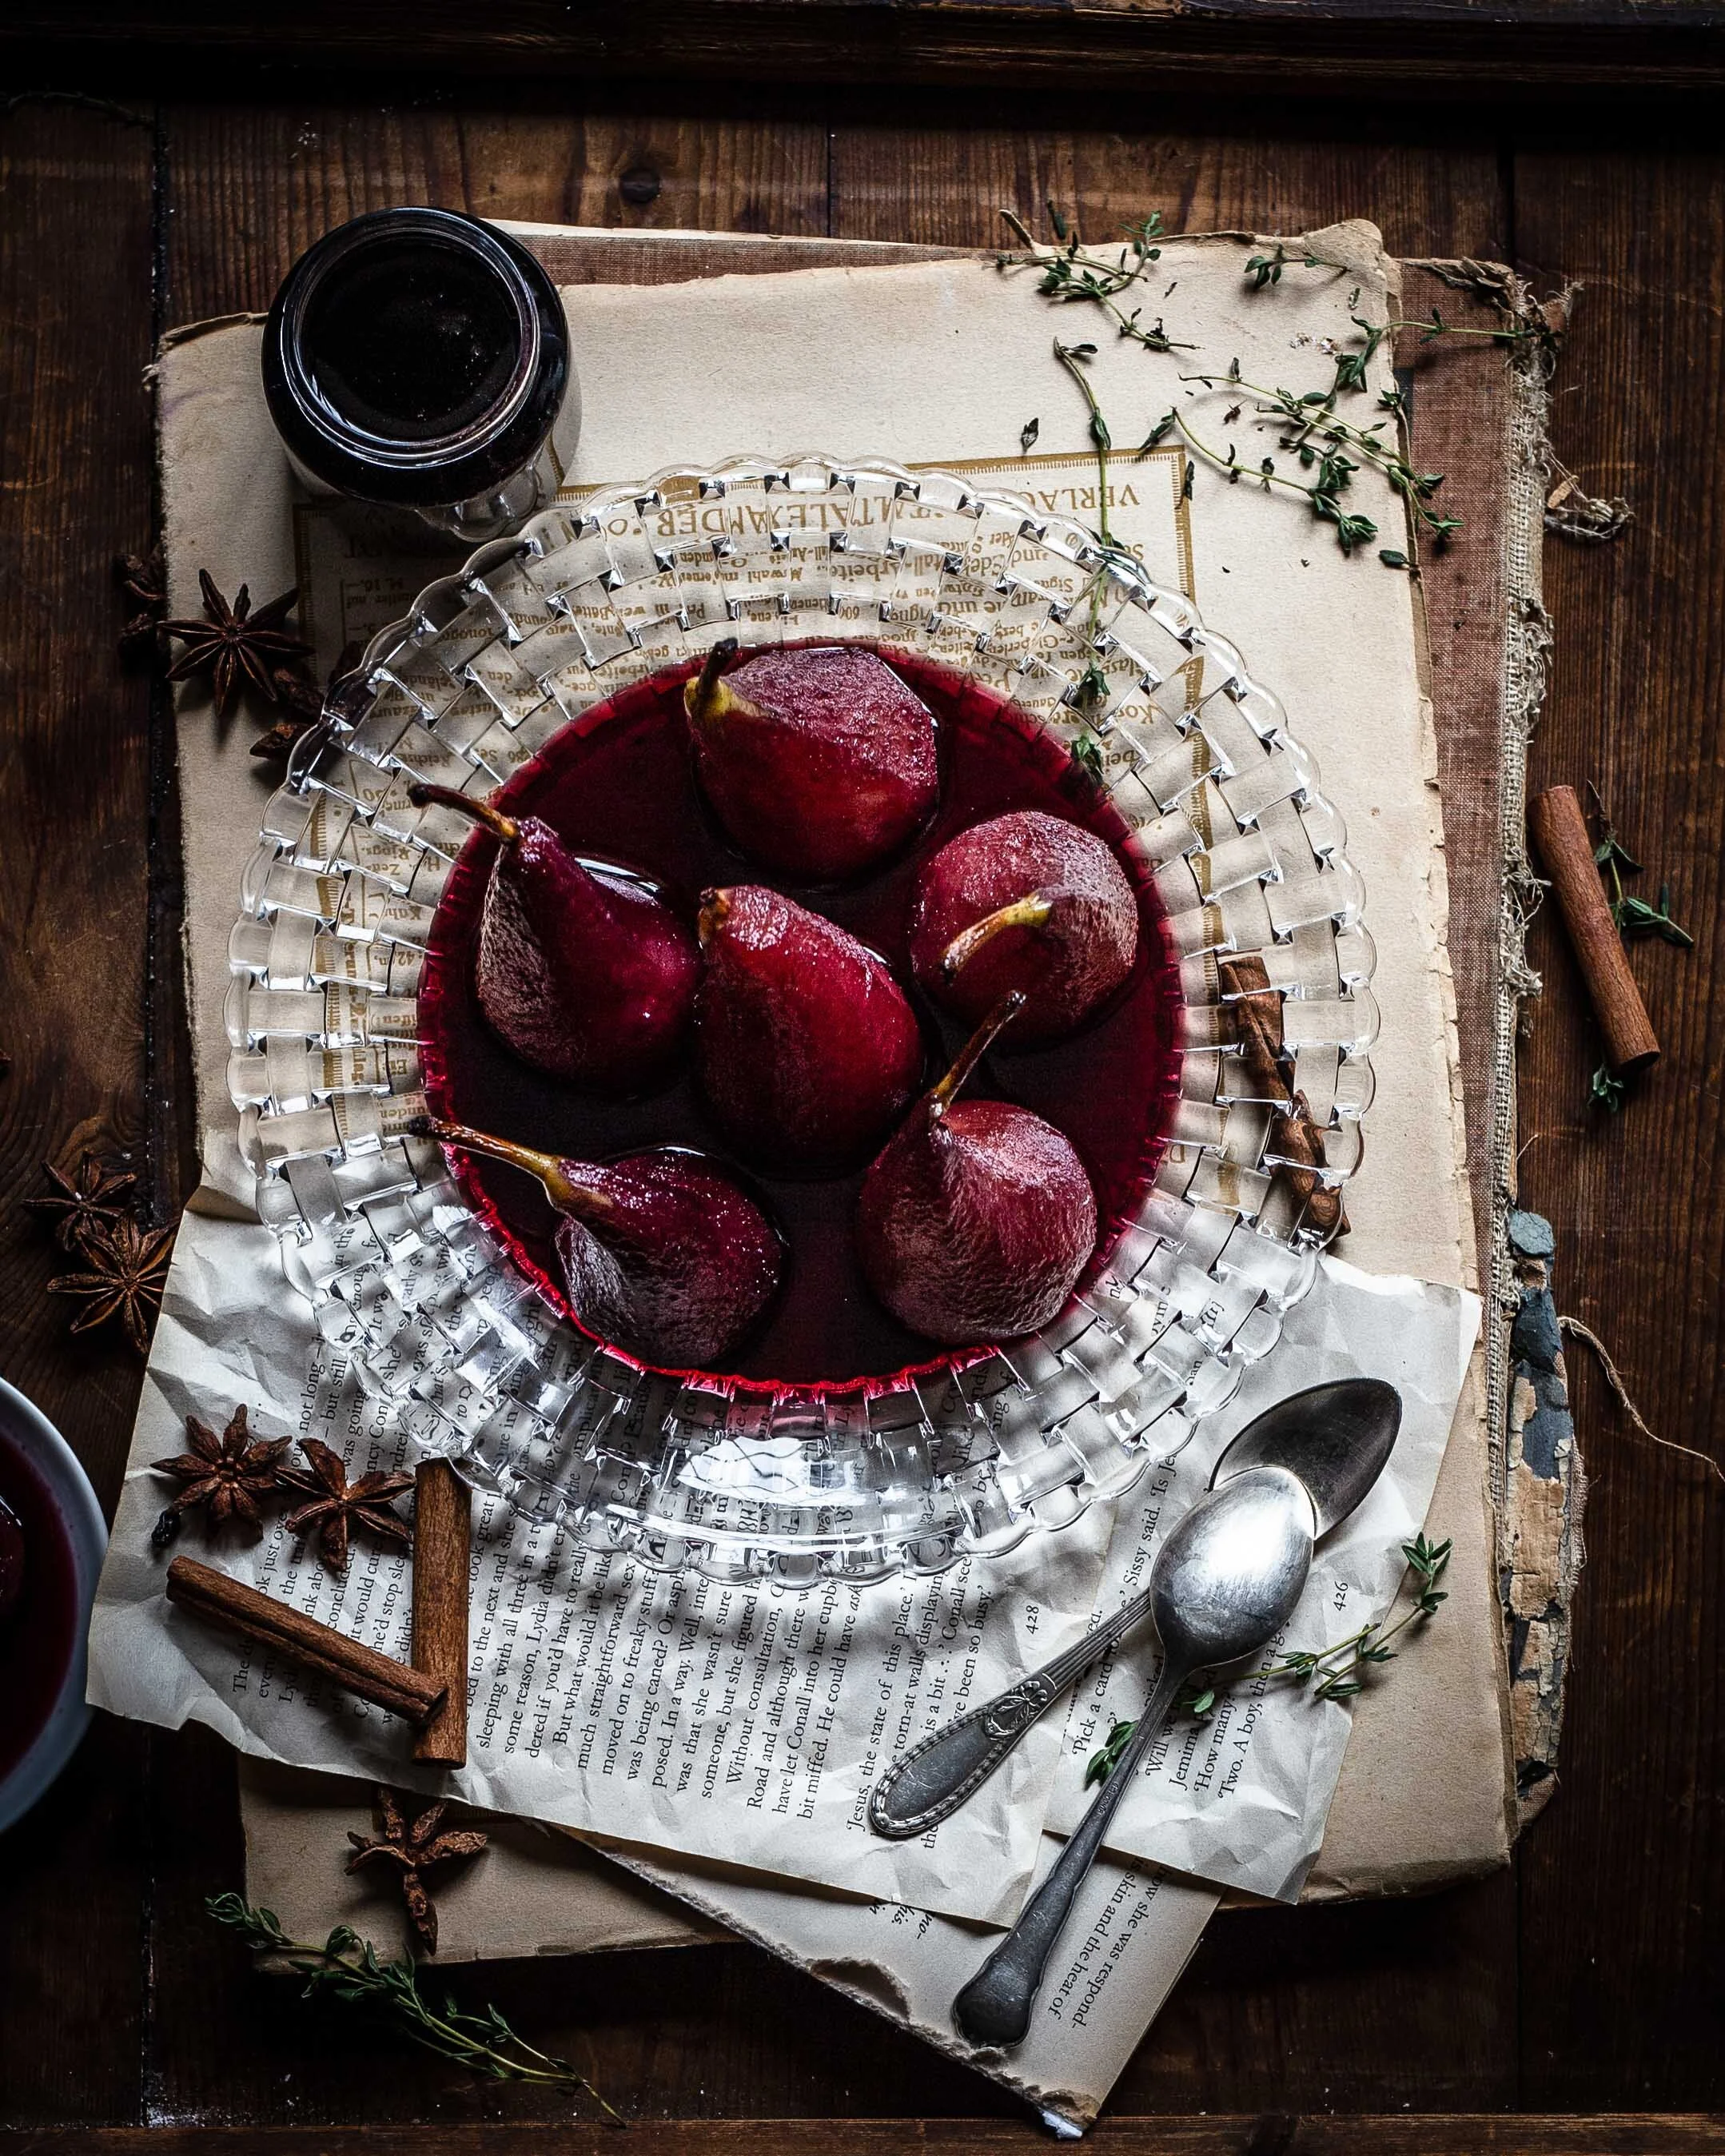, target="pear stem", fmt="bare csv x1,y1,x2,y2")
939,891,1058,984
406,782,519,847
697,887,733,946
408,1115,607,1217
685,636,740,727
928,993,1026,1122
